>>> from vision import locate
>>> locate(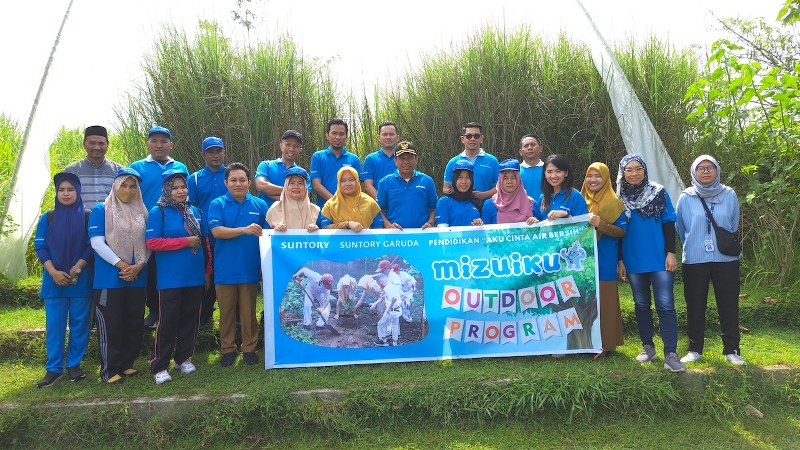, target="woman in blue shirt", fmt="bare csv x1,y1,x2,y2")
535,154,588,221
33,172,93,387
435,159,483,227
676,155,744,366
616,154,685,372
